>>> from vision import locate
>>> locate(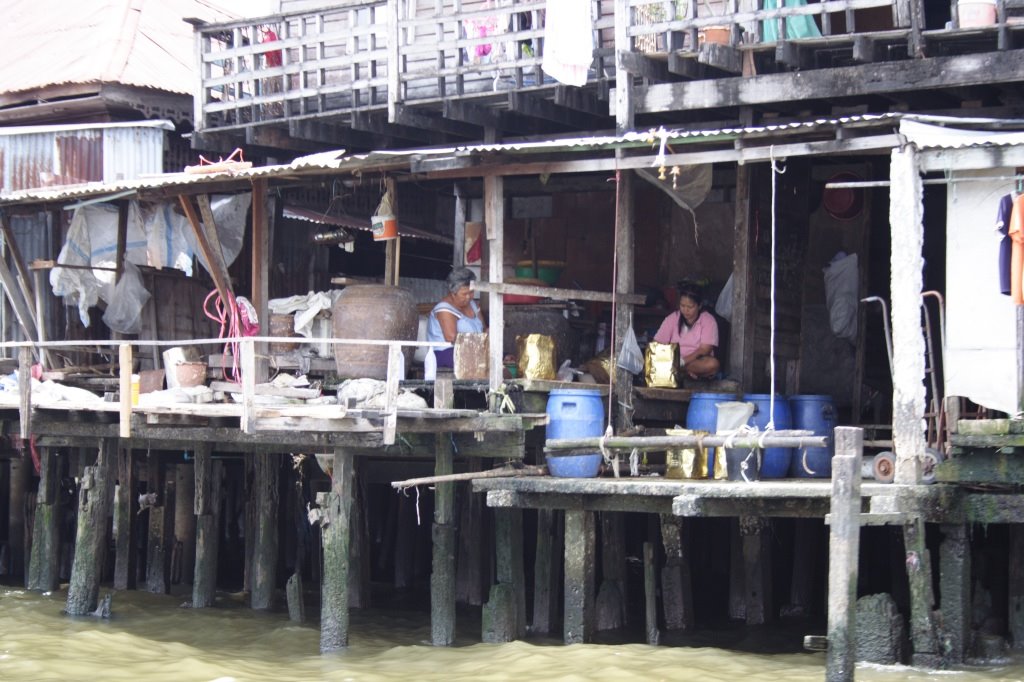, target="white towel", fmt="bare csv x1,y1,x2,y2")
542,0,594,87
